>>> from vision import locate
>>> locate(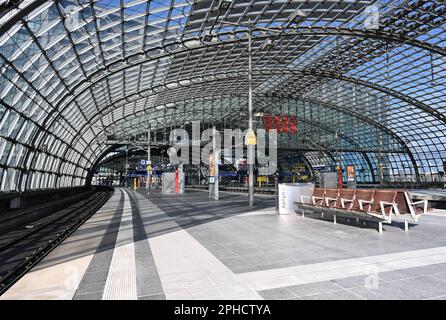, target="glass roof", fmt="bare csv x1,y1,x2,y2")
0,0,445,192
